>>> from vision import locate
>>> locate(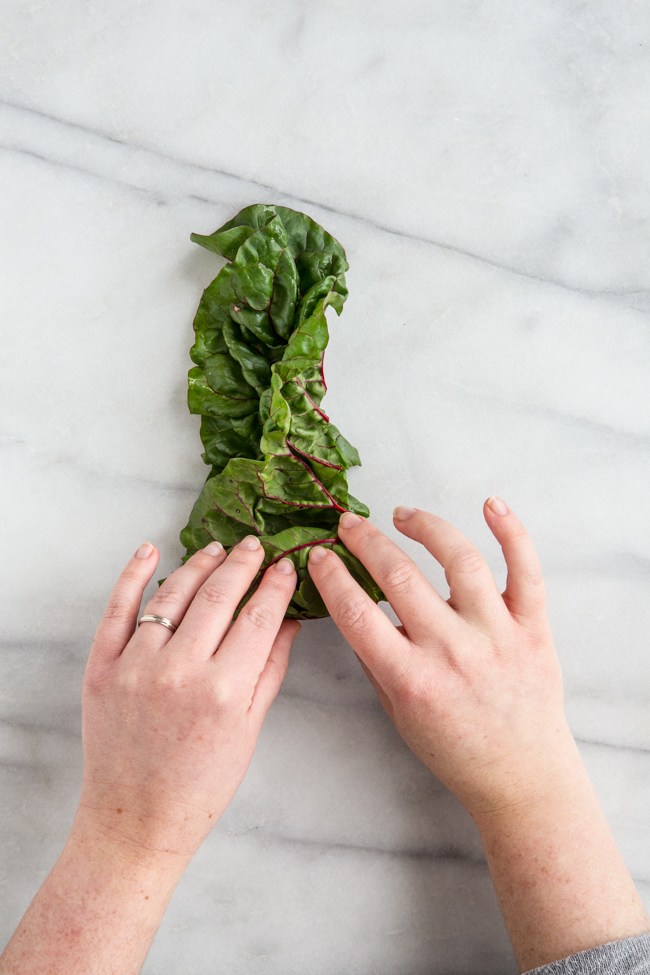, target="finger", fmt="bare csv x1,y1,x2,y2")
129,541,227,654
89,542,160,668
392,507,509,627
214,557,298,683
249,619,301,722
172,535,266,662
336,511,459,644
307,544,411,687
483,496,546,622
